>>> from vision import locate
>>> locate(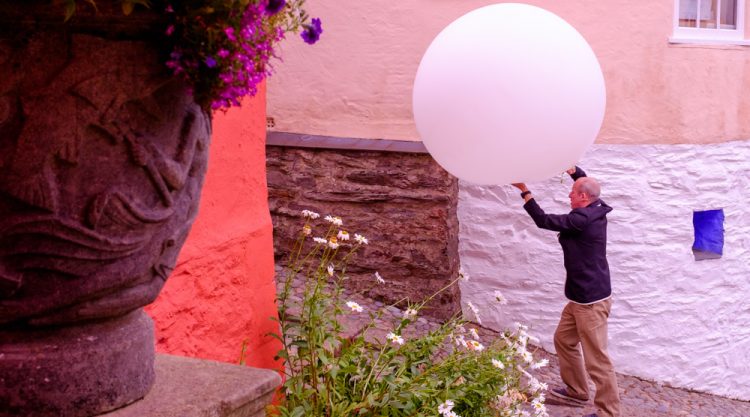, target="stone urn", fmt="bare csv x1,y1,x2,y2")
0,2,211,415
